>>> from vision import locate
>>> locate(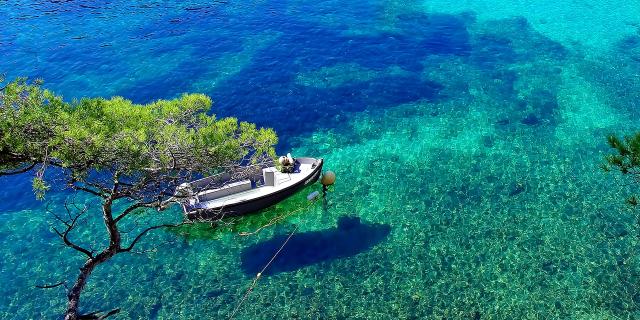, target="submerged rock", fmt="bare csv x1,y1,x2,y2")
508,182,526,196
521,113,541,126
604,223,629,238
205,288,226,299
